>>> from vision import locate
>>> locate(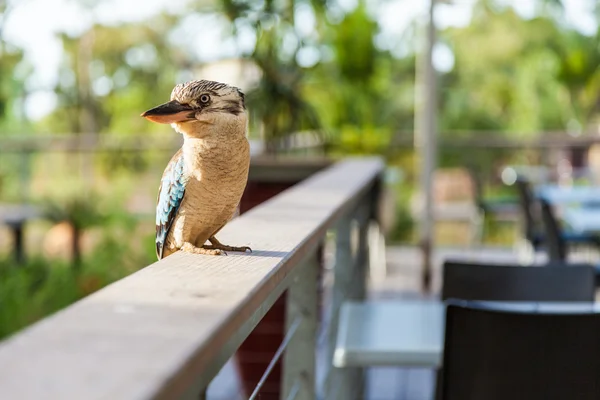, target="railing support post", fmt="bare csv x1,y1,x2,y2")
325,210,368,400
282,250,319,400
324,217,351,400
